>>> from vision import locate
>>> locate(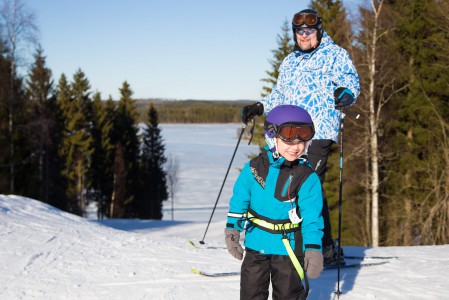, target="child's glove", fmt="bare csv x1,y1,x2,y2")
224,229,244,260
334,87,355,109
304,251,324,279
241,102,264,125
